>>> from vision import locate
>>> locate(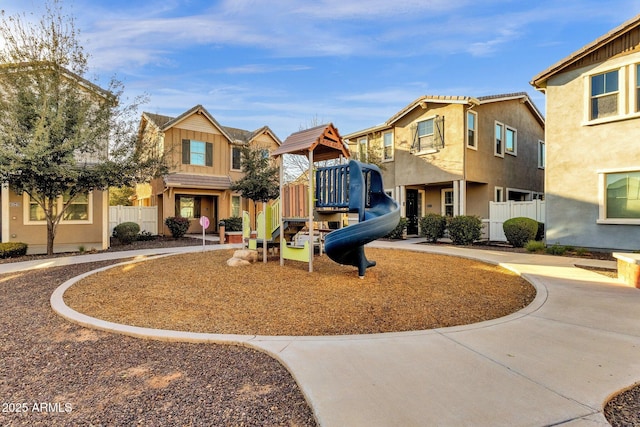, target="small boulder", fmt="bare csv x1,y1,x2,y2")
232,249,258,263
227,257,250,267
